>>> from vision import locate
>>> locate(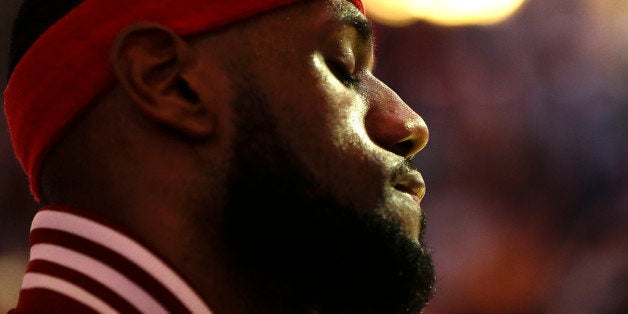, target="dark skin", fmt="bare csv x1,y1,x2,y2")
40,0,432,313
